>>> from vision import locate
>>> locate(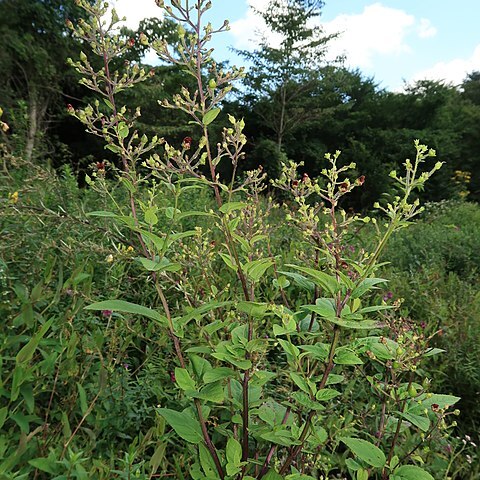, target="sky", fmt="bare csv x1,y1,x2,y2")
108,0,480,91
